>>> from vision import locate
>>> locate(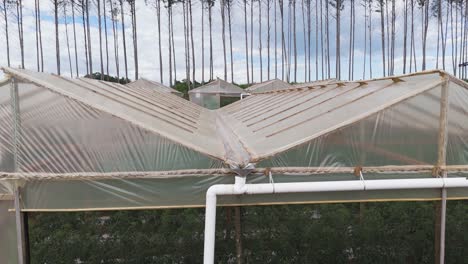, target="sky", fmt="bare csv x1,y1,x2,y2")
0,0,466,85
